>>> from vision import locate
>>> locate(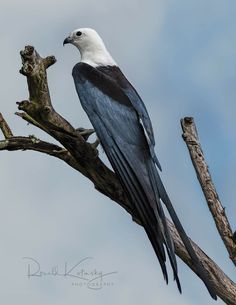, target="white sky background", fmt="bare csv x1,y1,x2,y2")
0,0,235,304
